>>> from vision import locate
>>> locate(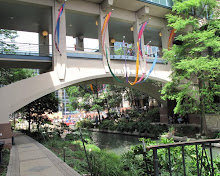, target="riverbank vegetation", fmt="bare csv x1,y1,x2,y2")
0,149,10,176
21,127,220,176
